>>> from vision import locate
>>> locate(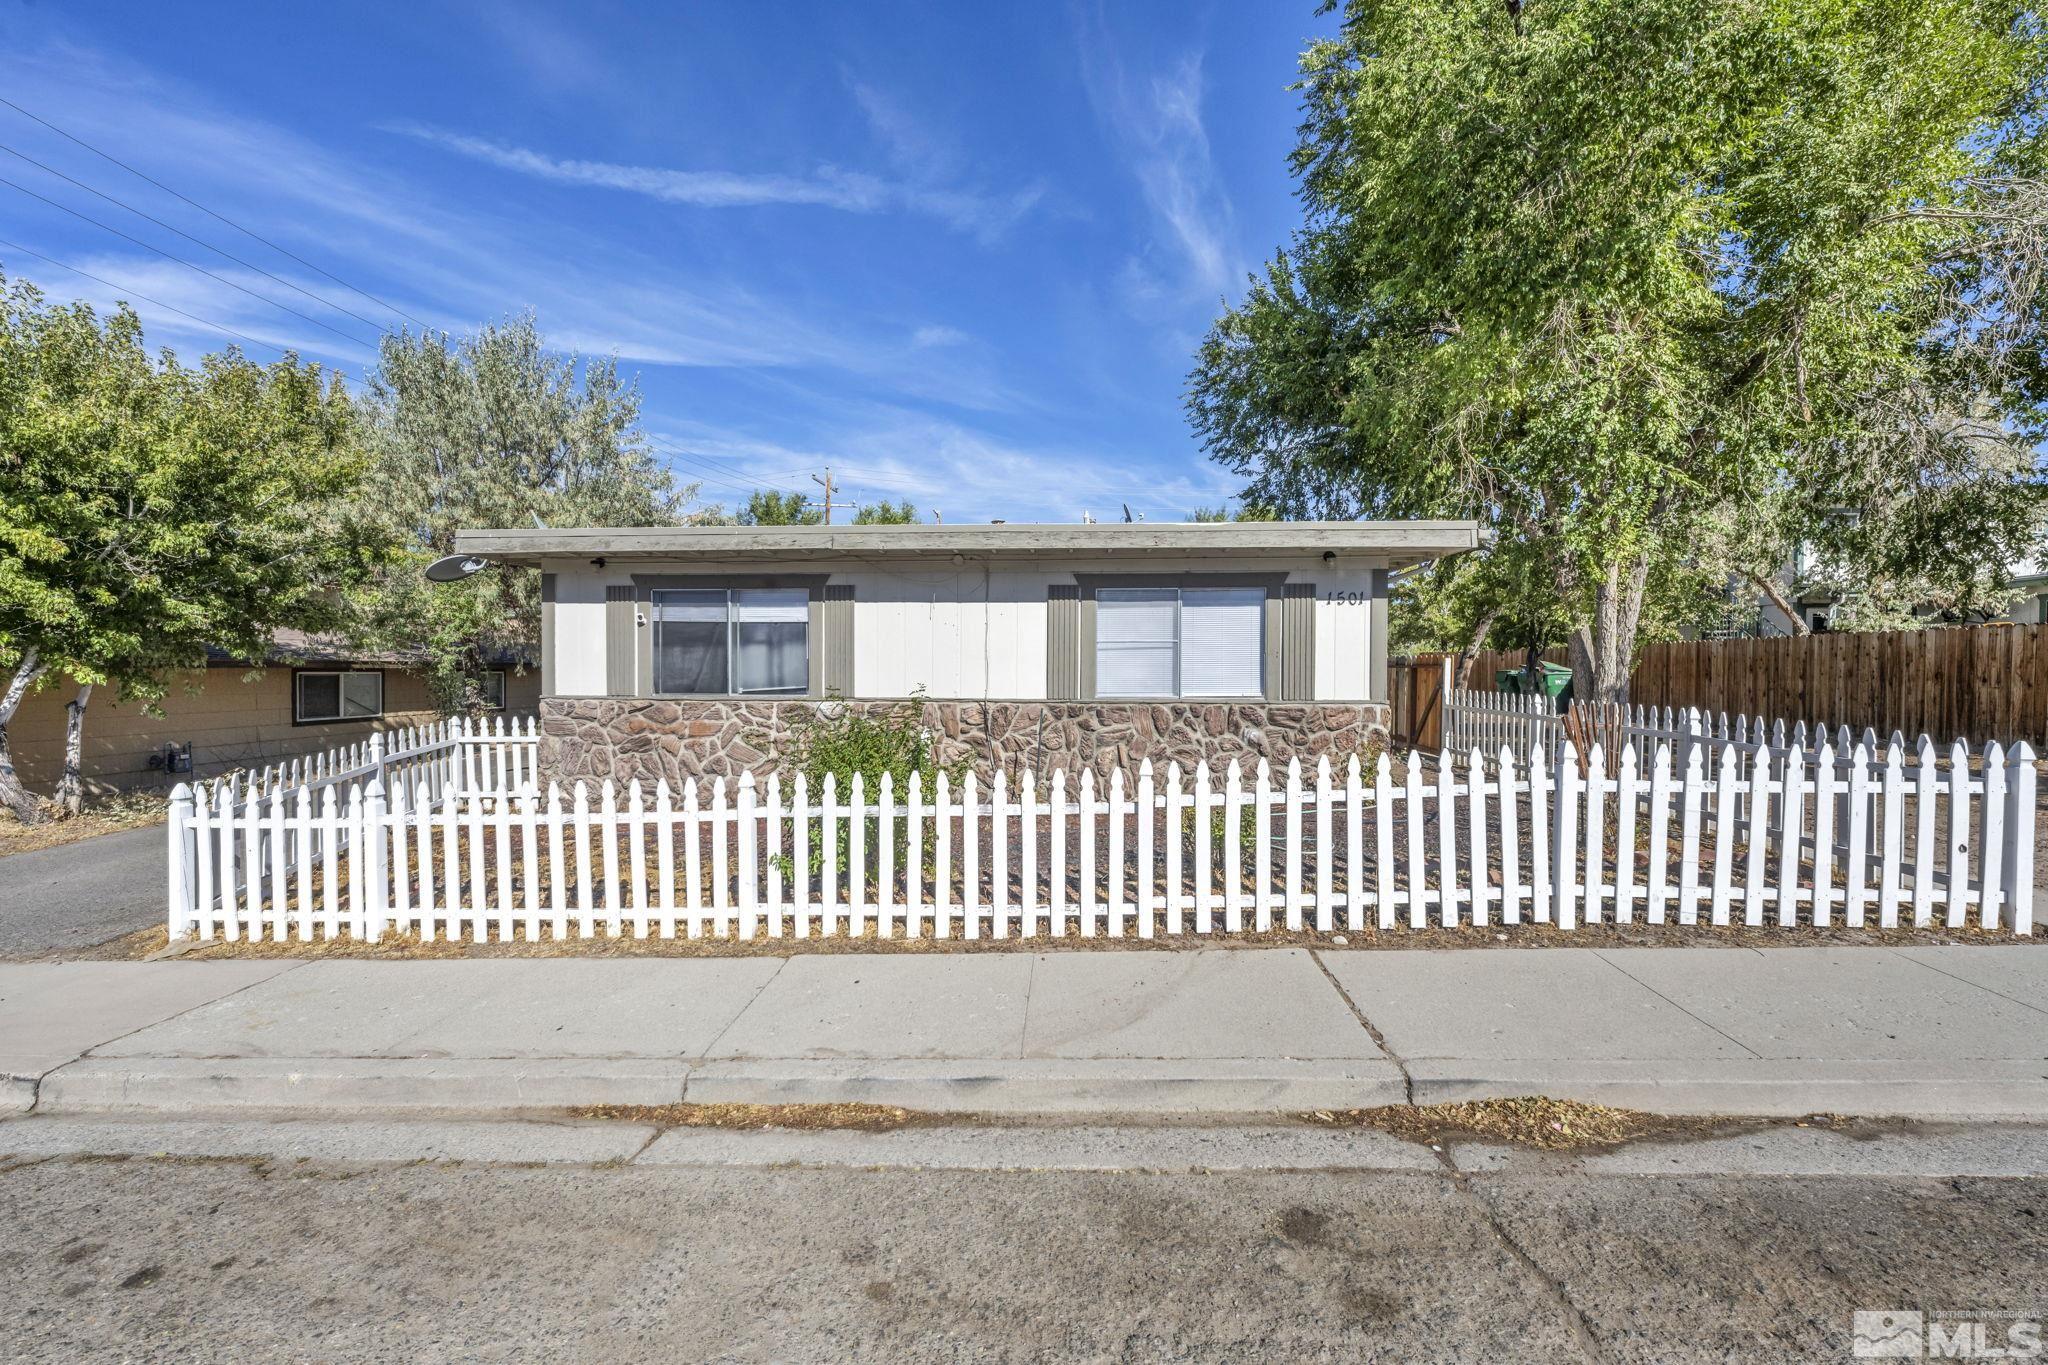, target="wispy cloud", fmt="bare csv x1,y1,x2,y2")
1076,19,1239,314
654,404,1241,524
389,121,1043,238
